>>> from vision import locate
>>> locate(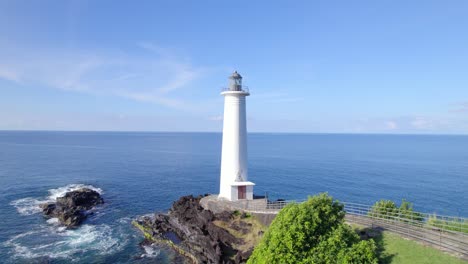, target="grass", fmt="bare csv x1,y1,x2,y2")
427,215,468,234
212,213,266,252
374,230,467,264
